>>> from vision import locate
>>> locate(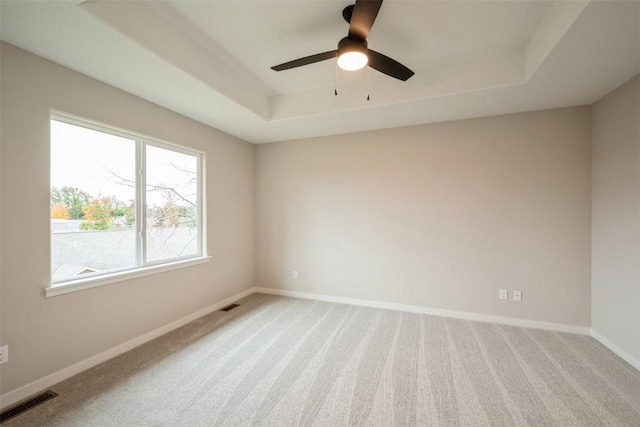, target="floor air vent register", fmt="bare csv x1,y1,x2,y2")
220,303,240,312
0,390,58,424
